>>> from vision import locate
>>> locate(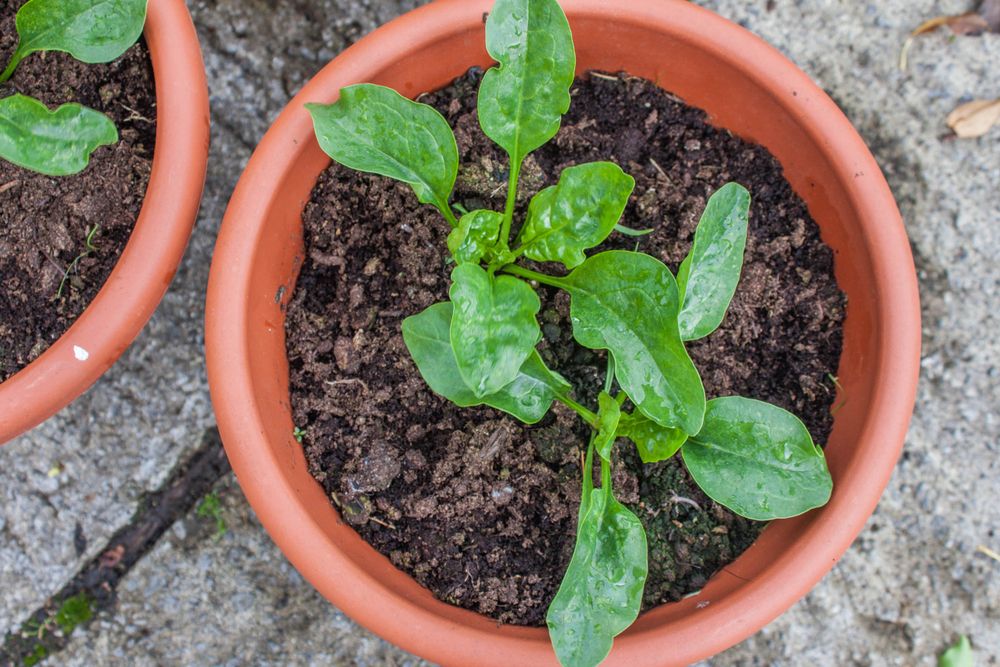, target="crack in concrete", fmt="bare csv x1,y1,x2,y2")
0,427,230,667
